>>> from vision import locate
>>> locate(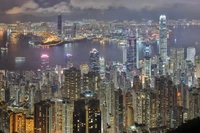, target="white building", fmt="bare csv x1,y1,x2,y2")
99,57,105,79
186,47,196,64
